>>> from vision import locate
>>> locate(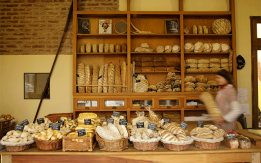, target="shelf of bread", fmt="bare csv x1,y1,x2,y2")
184,34,232,37
77,34,127,37
131,34,180,37
184,52,229,55
77,53,127,55
134,71,181,74
183,11,232,16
